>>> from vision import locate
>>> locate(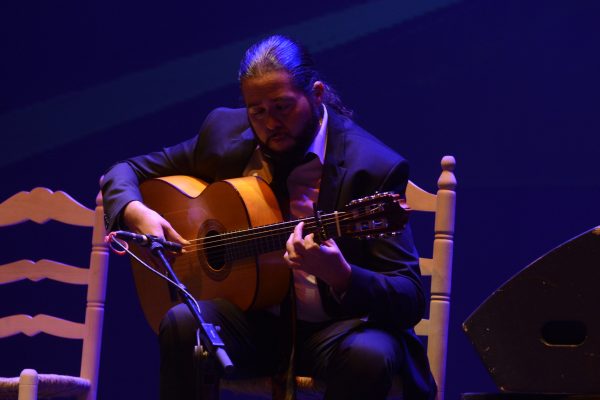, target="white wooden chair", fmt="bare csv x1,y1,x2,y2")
222,155,457,400
0,188,109,400
408,155,456,400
